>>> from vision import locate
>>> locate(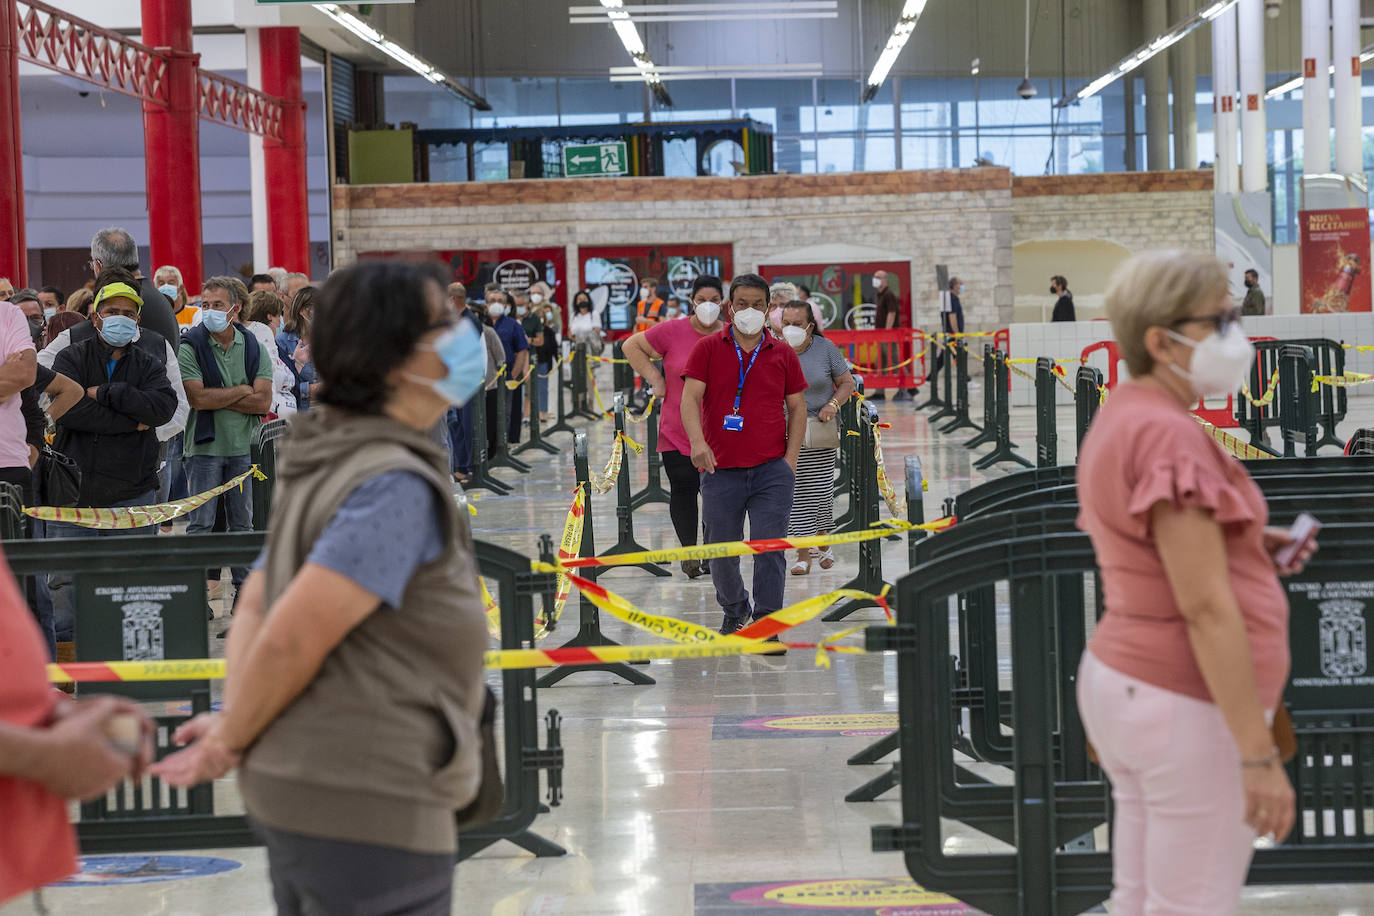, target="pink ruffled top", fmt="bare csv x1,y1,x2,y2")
1077,382,1290,707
